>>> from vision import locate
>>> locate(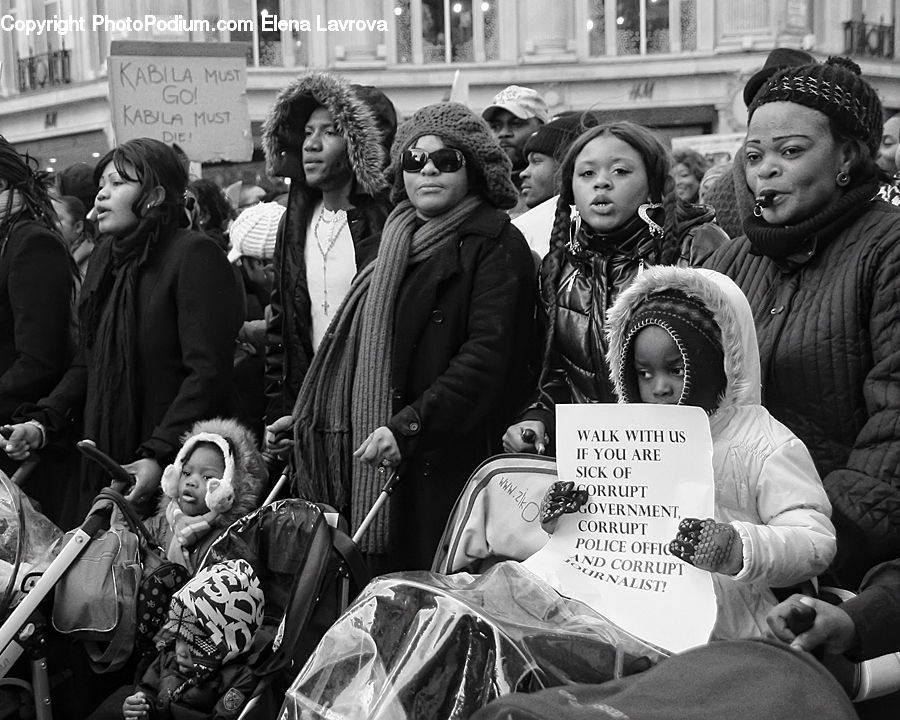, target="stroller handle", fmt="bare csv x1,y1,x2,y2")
77,440,134,494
